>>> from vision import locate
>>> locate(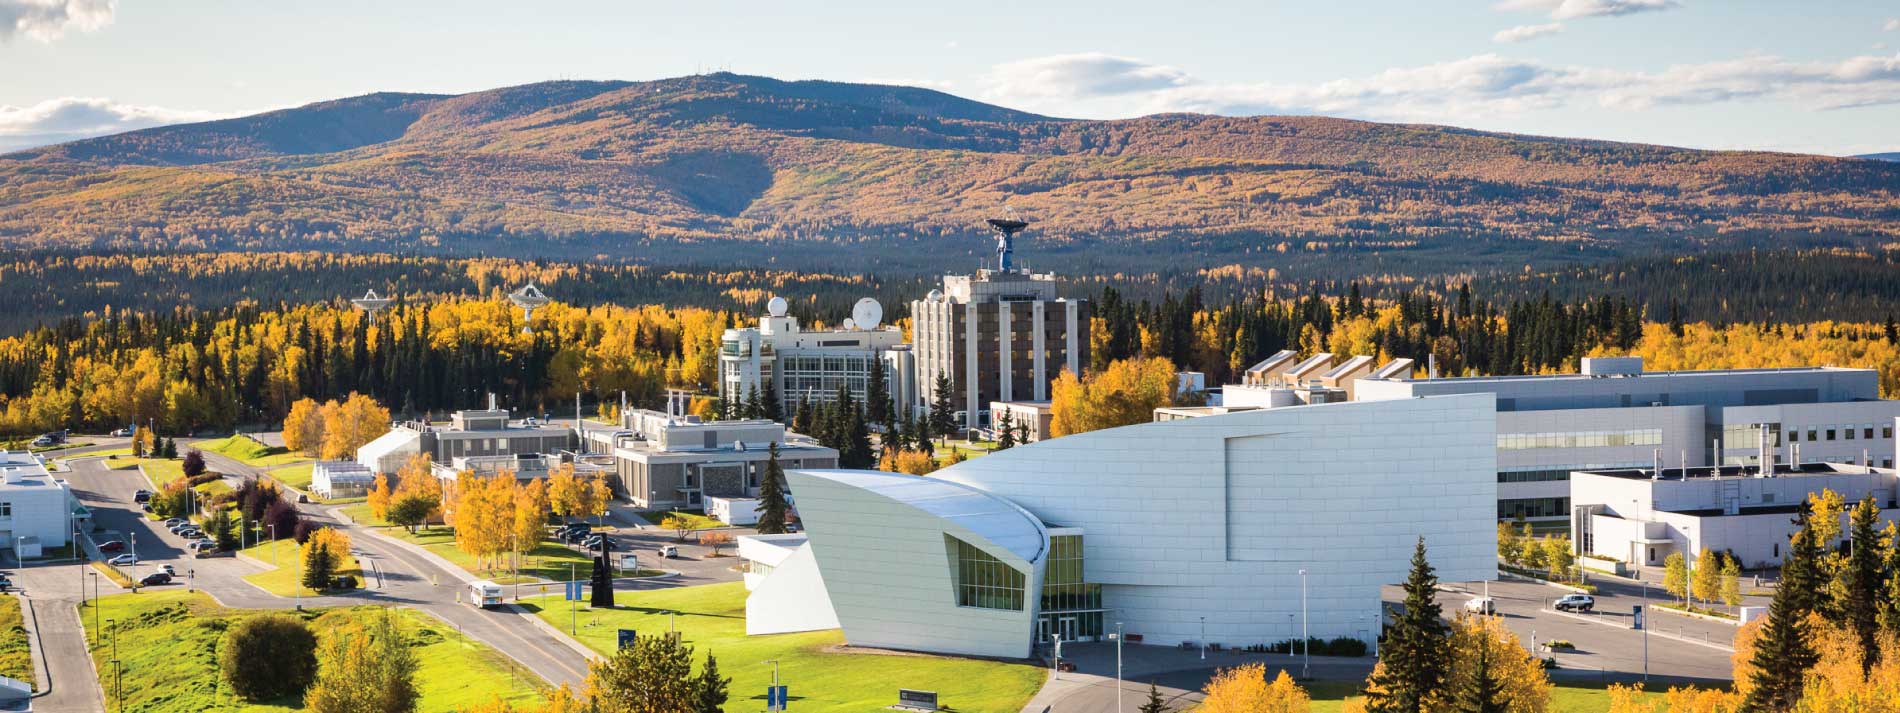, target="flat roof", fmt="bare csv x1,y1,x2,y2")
1581,462,1892,482
1378,365,1868,385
